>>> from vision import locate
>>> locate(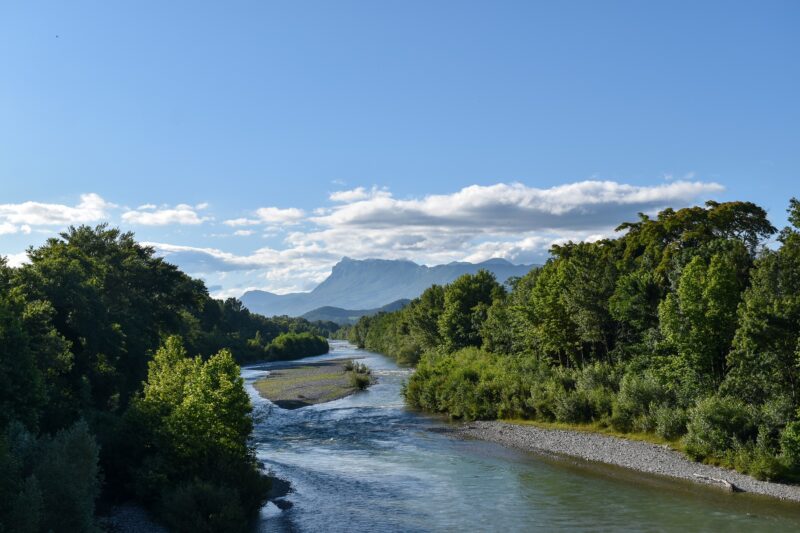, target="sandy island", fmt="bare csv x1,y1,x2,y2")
254,358,373,409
